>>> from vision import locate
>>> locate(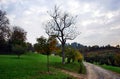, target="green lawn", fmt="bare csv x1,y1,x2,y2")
99,64,120,74
0,53,74,79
